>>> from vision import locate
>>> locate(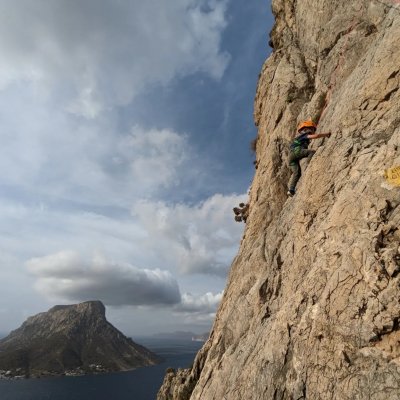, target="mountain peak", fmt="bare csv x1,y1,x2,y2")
48,300,106,317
